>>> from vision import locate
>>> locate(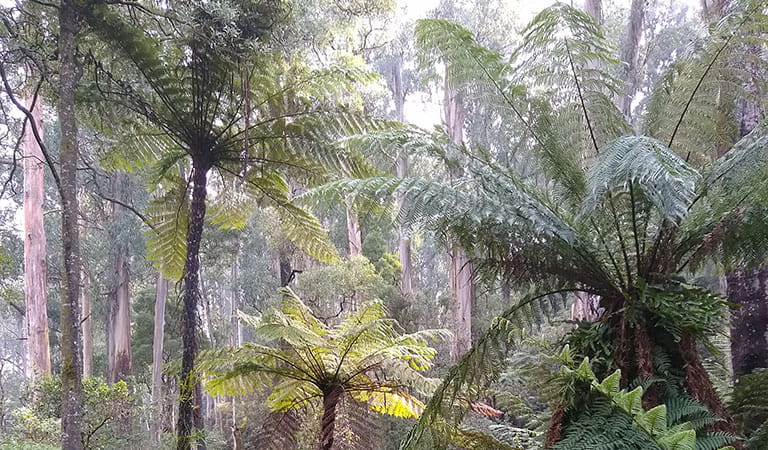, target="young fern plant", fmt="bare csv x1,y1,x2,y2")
306,2,768,448
195,288,450,450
